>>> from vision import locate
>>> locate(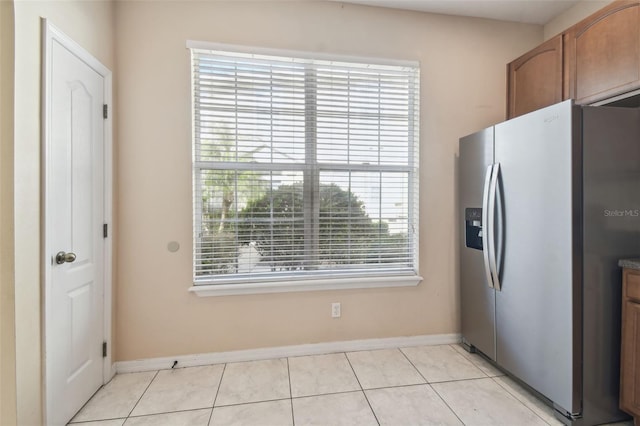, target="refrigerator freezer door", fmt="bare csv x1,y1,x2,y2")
459,128,496,360
494,100,581,415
